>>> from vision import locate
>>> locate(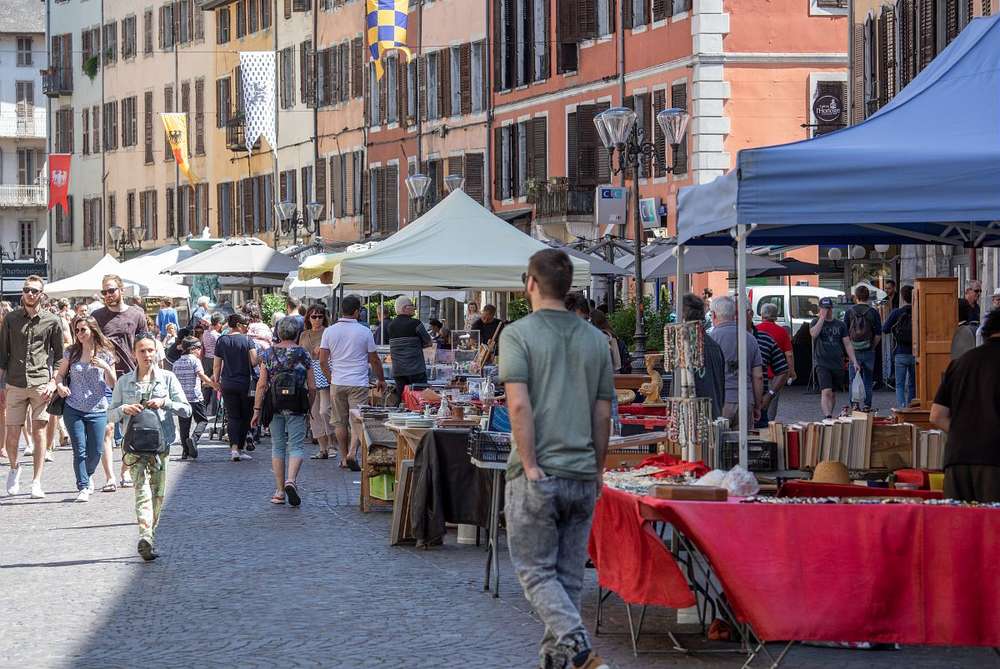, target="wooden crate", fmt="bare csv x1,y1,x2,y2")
870,423,915,470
